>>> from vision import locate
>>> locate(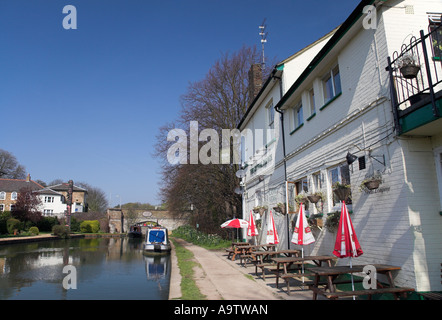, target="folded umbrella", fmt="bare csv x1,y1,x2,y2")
266,210,279,245
291,203,315,283
332,201,363,299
